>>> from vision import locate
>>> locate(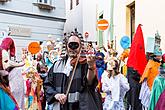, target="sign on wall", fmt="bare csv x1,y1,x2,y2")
97,19,109,31
9,26,31,37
